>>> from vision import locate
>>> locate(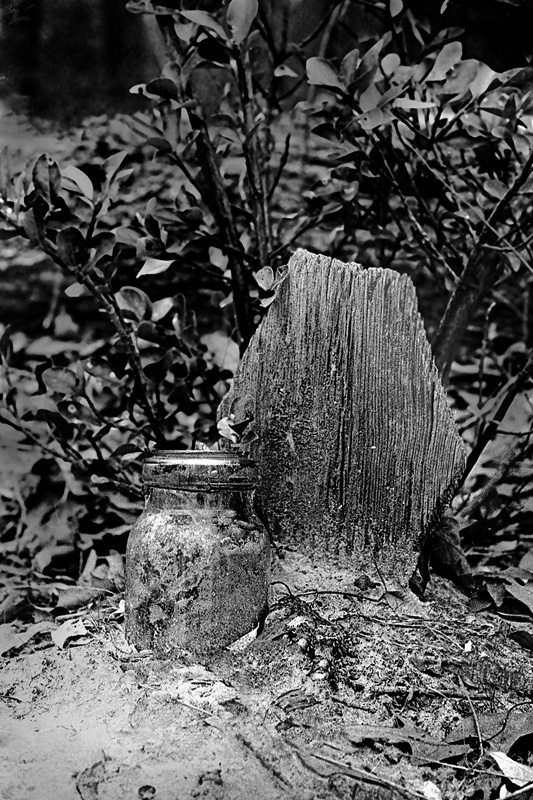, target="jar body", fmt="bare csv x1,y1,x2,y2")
125,454,270,656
